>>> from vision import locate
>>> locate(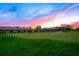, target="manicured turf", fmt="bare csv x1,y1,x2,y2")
0,32,79,56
